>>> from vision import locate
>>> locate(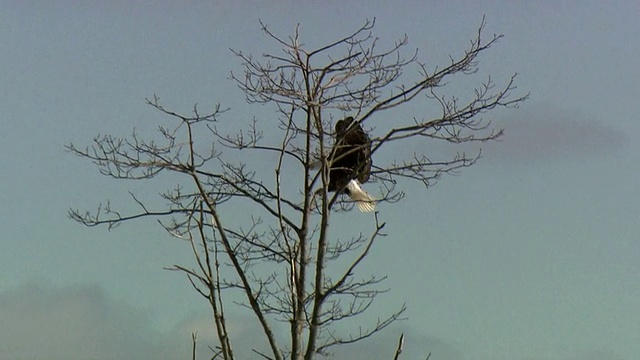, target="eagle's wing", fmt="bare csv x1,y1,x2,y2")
350,124,371,184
